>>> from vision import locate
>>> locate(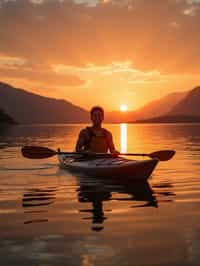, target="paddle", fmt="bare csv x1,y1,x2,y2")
21,146,175,161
